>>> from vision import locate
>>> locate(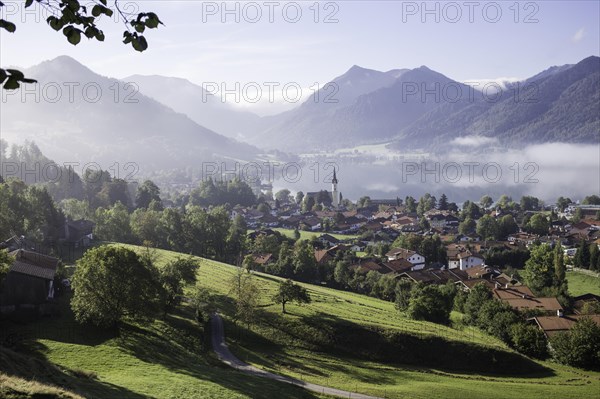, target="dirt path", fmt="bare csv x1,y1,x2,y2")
210,313,383,399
